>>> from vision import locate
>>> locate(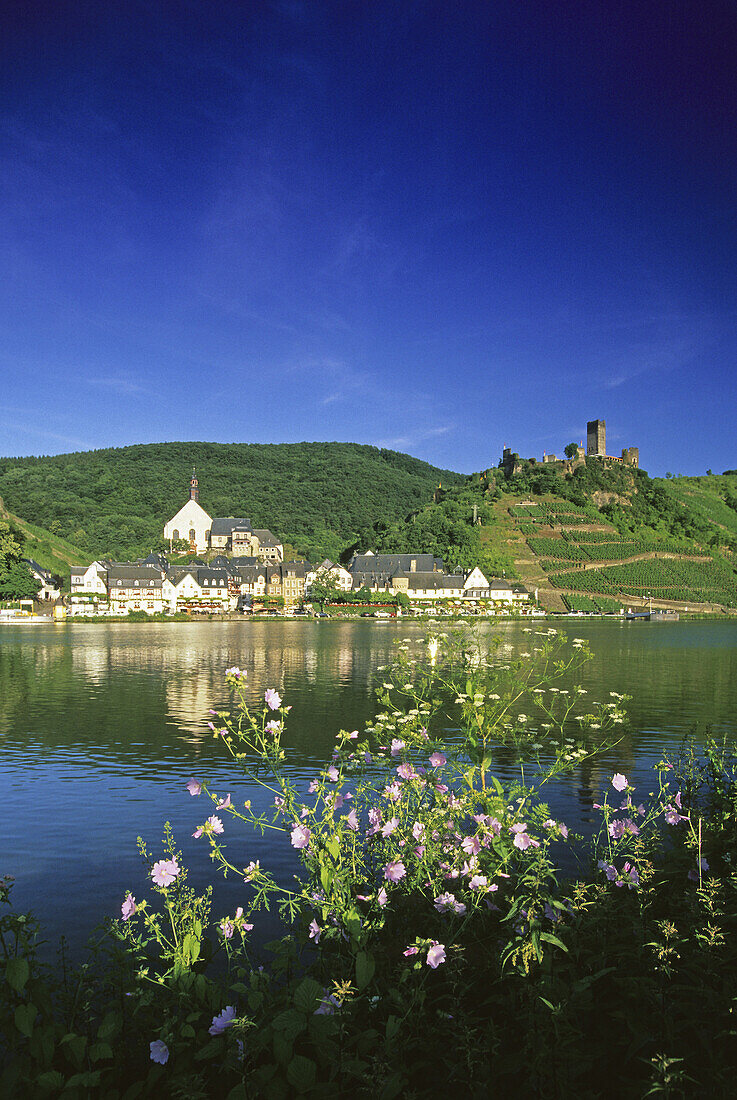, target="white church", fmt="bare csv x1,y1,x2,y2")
163,471,212,552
